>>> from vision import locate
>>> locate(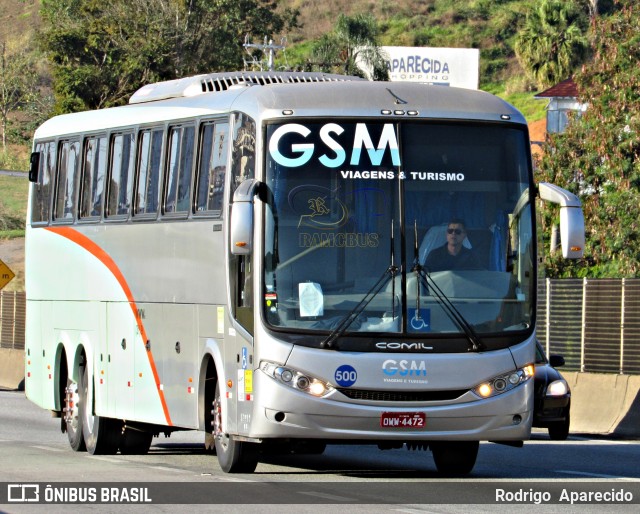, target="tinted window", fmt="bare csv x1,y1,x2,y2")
195,121,228,214
53,140,81,222
135,128,163,216
30,141,55,224
79,135,107,219
106,133,135,218
164,125,195,214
